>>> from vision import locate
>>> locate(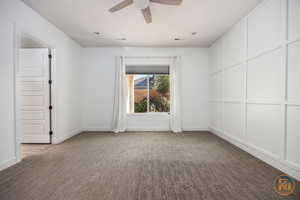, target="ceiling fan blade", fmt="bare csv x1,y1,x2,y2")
109,0,133,12
142,7,152,24
150,0,182,5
